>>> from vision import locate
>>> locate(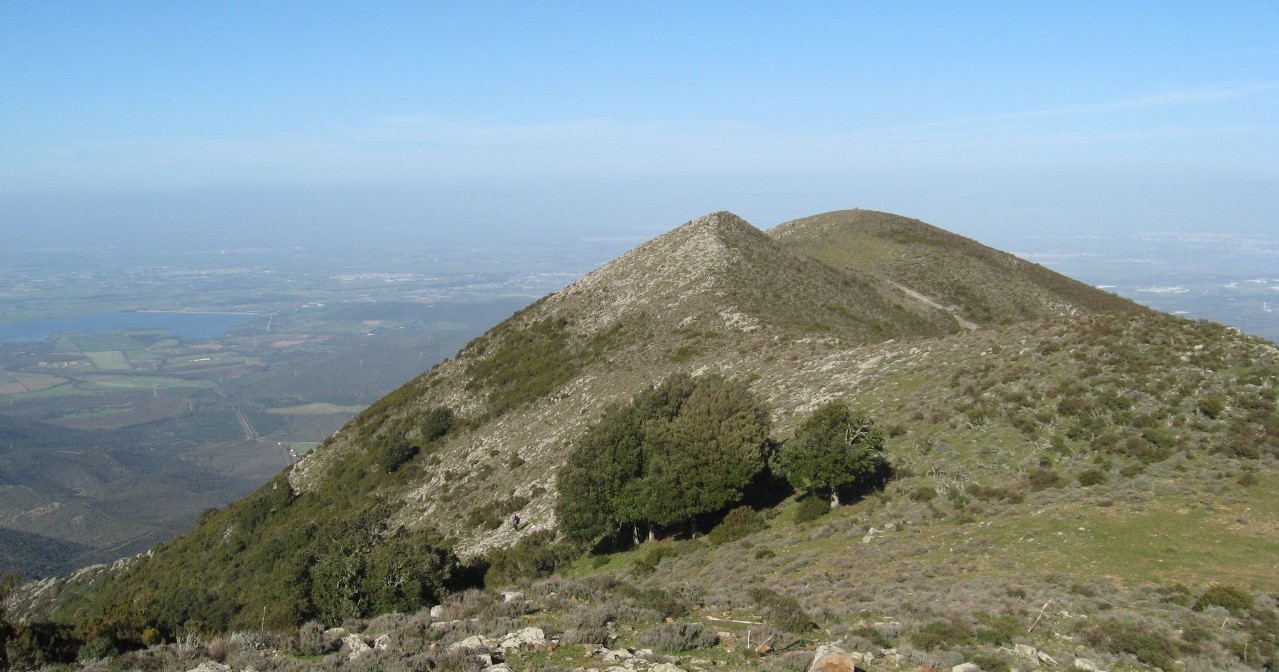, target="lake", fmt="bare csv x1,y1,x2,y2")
0,311,260,343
